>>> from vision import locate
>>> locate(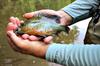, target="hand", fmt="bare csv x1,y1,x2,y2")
23,9,72,26
8,17,53,43
23,9,72,43
6,17,49,58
